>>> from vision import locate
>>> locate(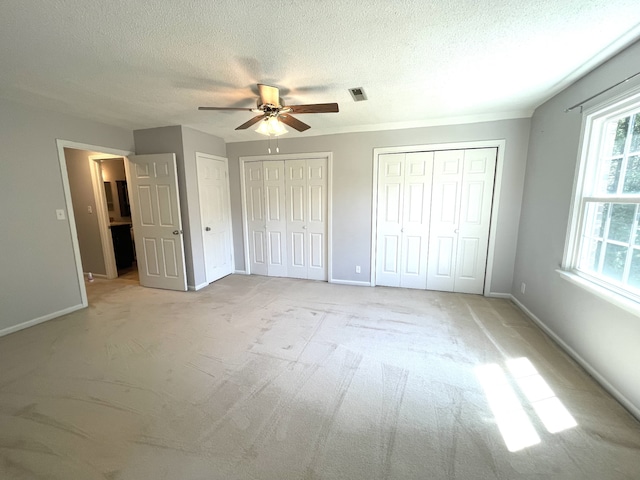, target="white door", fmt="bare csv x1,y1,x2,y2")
453,148,497,294
376,153,404,287
306,159,328,280
375,152,432,288
244,162,268,276
427,148,496,294
285,160,308,279
126,153,187,291
197,154,234,284
263,161,288,277
427,150,463,292
244,161,284,277
285,158,328,280
399,152,433,288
